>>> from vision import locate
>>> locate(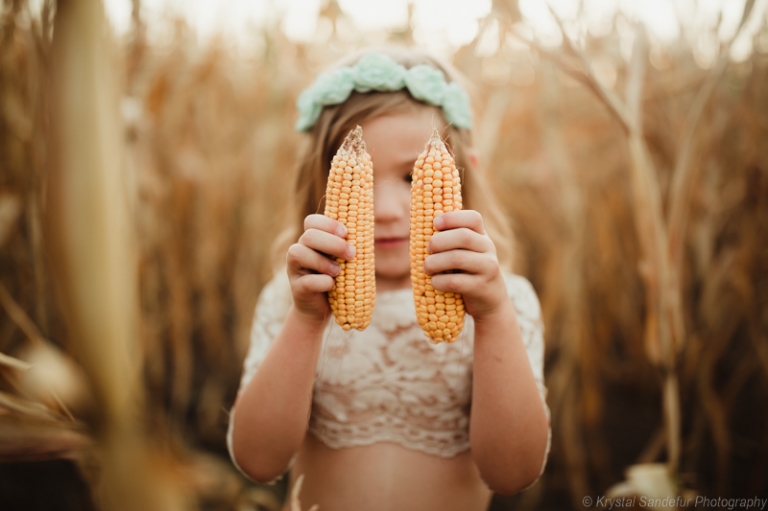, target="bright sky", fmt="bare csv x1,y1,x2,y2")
102,0,766,59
